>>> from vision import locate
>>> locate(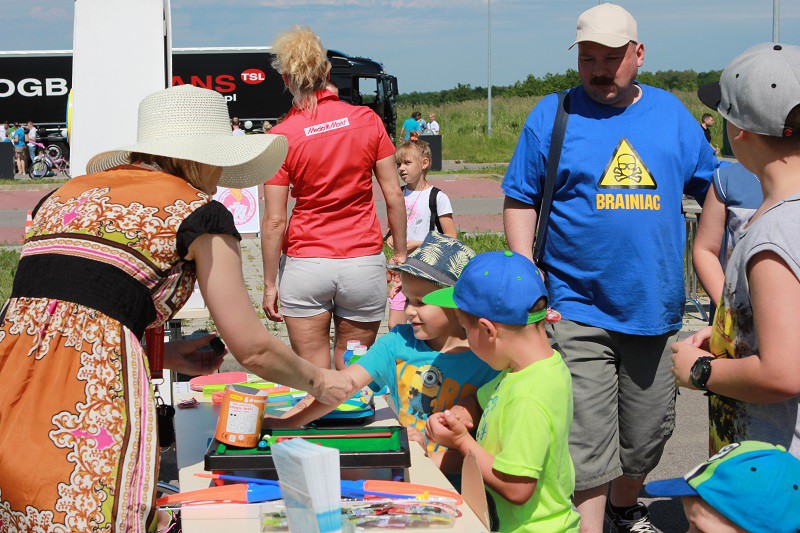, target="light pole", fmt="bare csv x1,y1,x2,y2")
487,0,492,137
773,0,780,42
